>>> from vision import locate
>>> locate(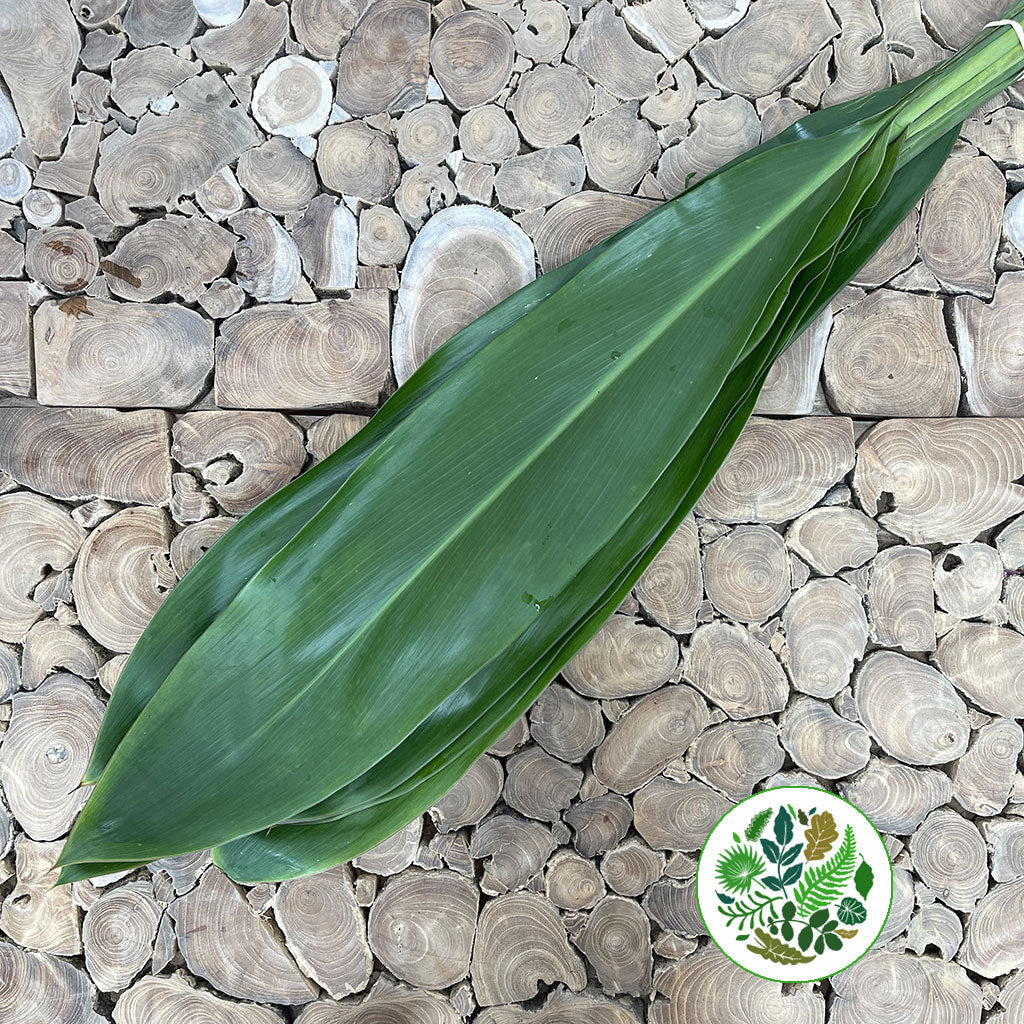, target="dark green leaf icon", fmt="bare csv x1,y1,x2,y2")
774,806,794,847
782,862,804,886
798,925,813,951
808,908,829,929
820,918,838,933
780,920,794,941
836,897,867,925
855,858,875,900
761,876,785,892
780,842,803,865
737,933,749,941
814,934,825,955
745,808,772,841
760,838,781,863
797,809,808,825
717,891,735,904
824,931,843,951
782,901,796,920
